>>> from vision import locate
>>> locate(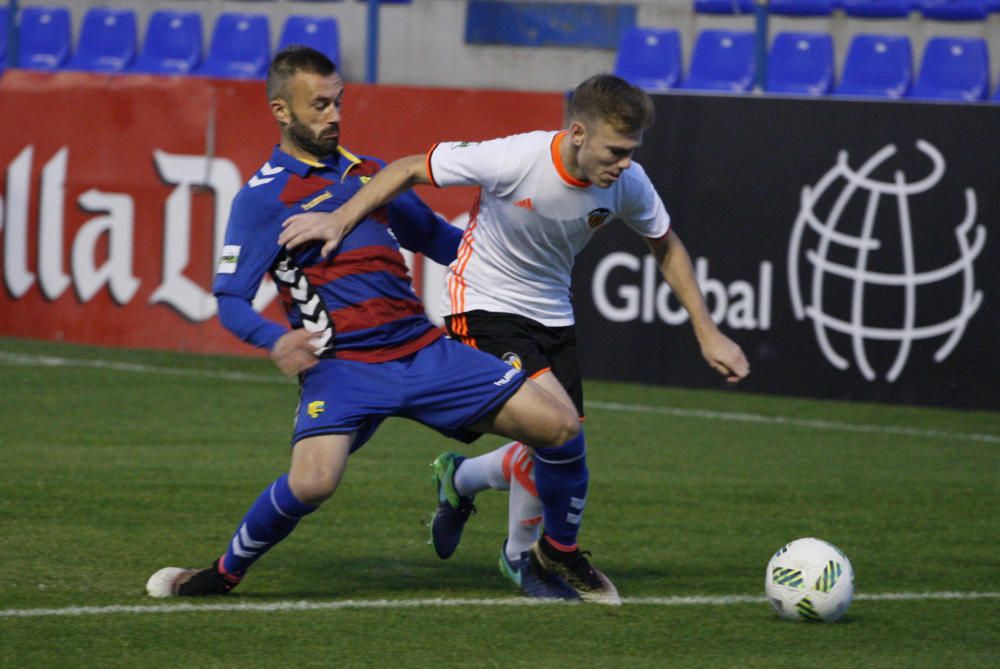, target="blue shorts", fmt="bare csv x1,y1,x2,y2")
292,336,526,451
